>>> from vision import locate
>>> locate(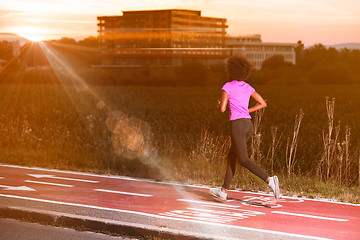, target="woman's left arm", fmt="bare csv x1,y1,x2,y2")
248,91,267,113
